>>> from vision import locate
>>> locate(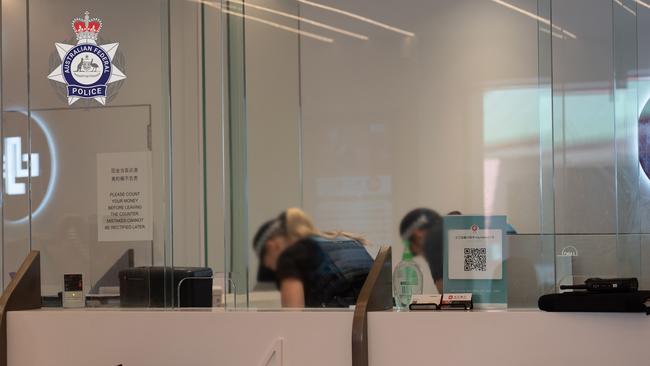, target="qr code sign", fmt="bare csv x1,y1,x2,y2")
464,248,487,272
